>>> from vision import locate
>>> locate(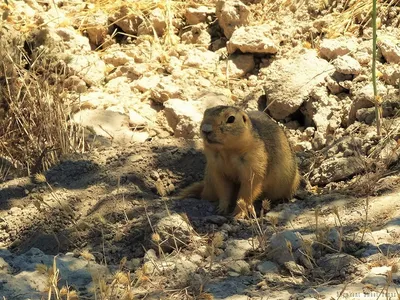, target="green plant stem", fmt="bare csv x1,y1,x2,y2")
372,0,382,136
